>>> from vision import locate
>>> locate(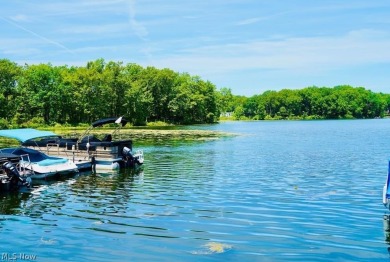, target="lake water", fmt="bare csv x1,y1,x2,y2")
1,120,390,261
